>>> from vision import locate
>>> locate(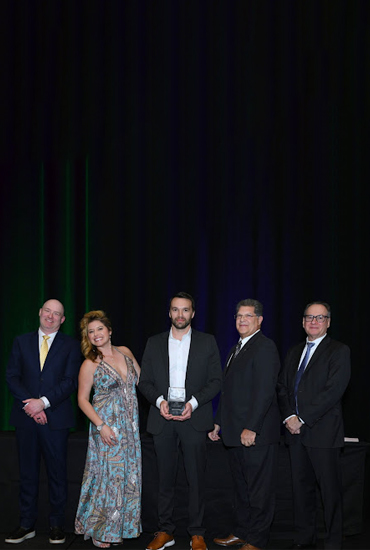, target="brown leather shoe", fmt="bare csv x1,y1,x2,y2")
146,532,175,550
191,535,207,550
214,534,246,547
240,544,262,550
